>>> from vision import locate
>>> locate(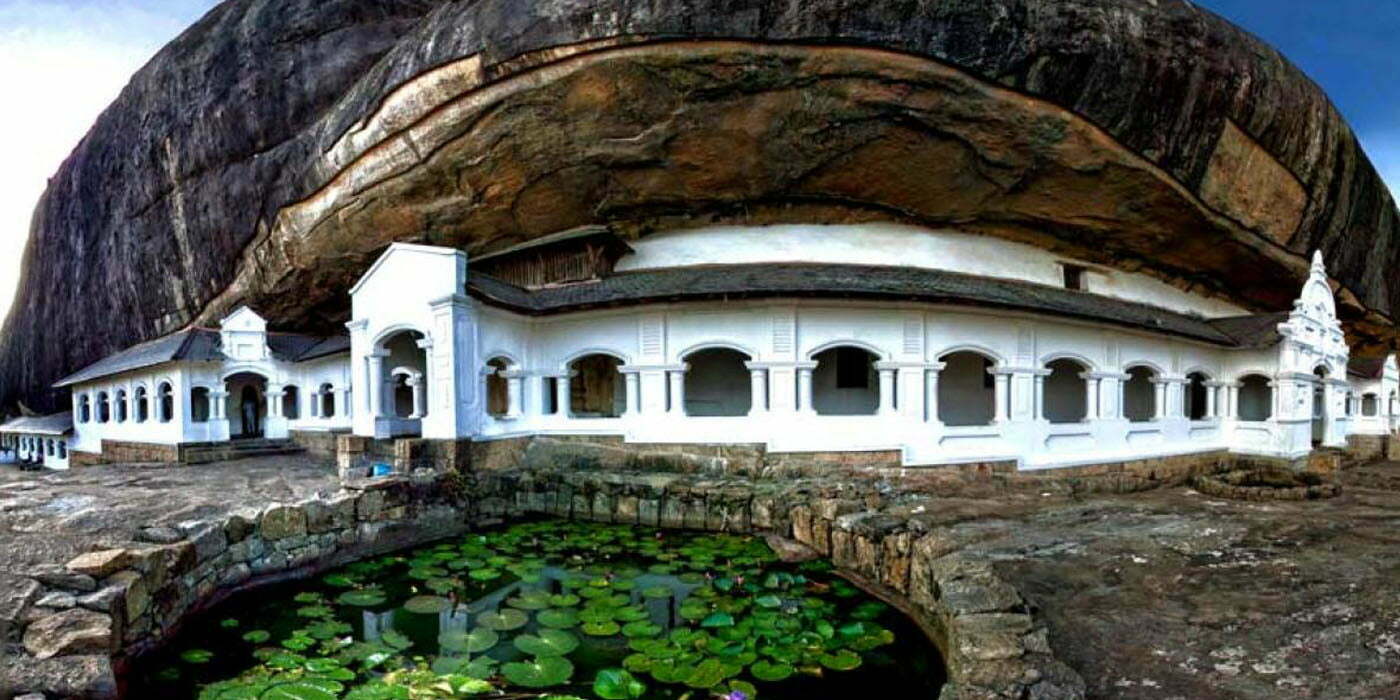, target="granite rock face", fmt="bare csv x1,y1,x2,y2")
5,0,1400,412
